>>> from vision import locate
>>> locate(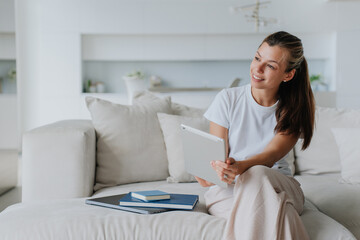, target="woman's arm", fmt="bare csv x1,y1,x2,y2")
212,129,298,184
